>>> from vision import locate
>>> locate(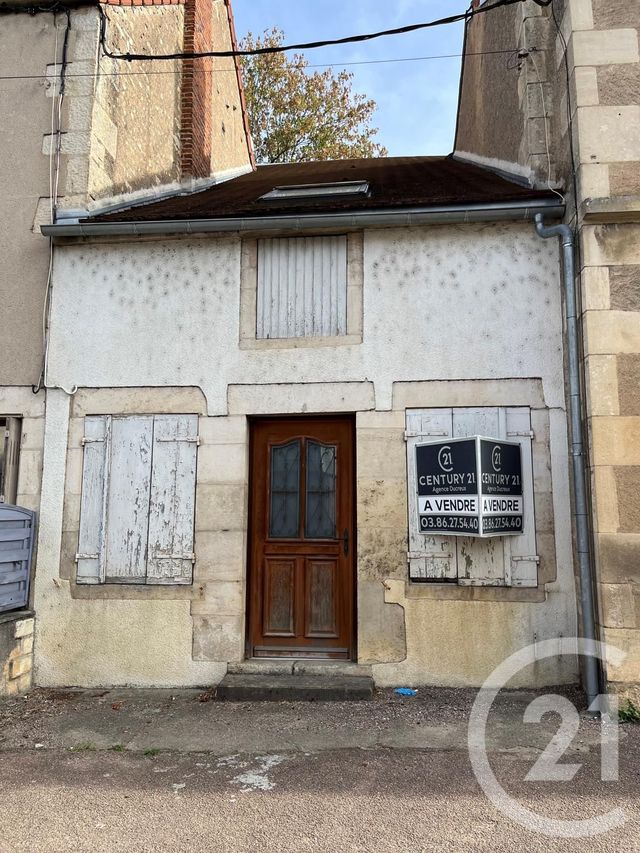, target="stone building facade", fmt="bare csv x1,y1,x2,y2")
0,0,252,696
36,158,580,689
456,0,640,698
